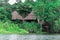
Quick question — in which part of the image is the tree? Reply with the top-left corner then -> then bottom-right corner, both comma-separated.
33,0 -> 60,33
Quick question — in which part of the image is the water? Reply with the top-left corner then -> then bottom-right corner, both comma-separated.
0,34 -> 60,40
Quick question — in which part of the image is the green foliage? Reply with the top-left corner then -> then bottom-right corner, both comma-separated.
0,0 -> 60,34
0,20 -> 29,34
0,4 -> 12,21
53,18 -> 60,33
22,22 -> 41,33
33,0 -> 60,21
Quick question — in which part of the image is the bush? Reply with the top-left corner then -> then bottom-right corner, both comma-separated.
22,21 -> 41,33
0,20 -> 29,34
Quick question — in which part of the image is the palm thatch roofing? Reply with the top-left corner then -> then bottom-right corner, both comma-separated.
12,11 -> 23,20
12,11 -> 36,20
24,12 -> 36,20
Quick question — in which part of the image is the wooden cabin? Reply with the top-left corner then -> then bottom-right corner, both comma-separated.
12,11 -> 50,32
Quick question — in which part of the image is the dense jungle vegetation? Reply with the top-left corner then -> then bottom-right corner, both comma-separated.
0,0 -> 60,34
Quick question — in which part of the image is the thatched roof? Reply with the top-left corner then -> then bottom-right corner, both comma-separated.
24,12 -> 36,20
12,11 -> 36,20
12,11 -> 23,20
